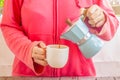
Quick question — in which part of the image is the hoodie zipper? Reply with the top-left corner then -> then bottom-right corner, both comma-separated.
53,0 -> 57,77
53,0 -> 58,44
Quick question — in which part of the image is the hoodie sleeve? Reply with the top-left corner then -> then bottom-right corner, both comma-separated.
0,0 -> 44,75
87,0 -> 119,41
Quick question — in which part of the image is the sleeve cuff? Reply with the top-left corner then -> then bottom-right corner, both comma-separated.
28,41 -> 45,76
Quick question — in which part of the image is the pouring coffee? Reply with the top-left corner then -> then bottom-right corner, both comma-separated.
60,18 -> 104,58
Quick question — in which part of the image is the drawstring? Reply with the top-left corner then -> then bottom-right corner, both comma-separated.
75,0 -> 81,8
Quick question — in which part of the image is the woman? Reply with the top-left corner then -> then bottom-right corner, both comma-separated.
0,0 -> 119,76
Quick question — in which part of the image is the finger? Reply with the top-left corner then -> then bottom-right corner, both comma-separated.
96,19 -> 105,27
87,5 -> 98,17
33,46 -> 45,55
34,59 -> 48,66
32,53 -> 46,60
88,13 -> 103,26
91,24 -> 96,27
38,41 -> 46,49
88,9 -> 101,20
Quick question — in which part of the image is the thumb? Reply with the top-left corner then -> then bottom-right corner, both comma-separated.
38,41 -> 46,49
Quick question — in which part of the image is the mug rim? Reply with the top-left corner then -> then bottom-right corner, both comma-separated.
47,44 -> 69,50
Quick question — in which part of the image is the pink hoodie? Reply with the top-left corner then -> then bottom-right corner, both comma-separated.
0,0 -> 119,76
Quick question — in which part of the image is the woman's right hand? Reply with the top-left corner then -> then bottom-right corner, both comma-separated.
80,5 -> 106,27
32,41 -> 48,66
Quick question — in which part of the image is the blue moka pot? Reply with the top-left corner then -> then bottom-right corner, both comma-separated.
61,18 -> 104,58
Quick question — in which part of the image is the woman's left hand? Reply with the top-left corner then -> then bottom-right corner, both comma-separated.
81,5 -> 106,27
